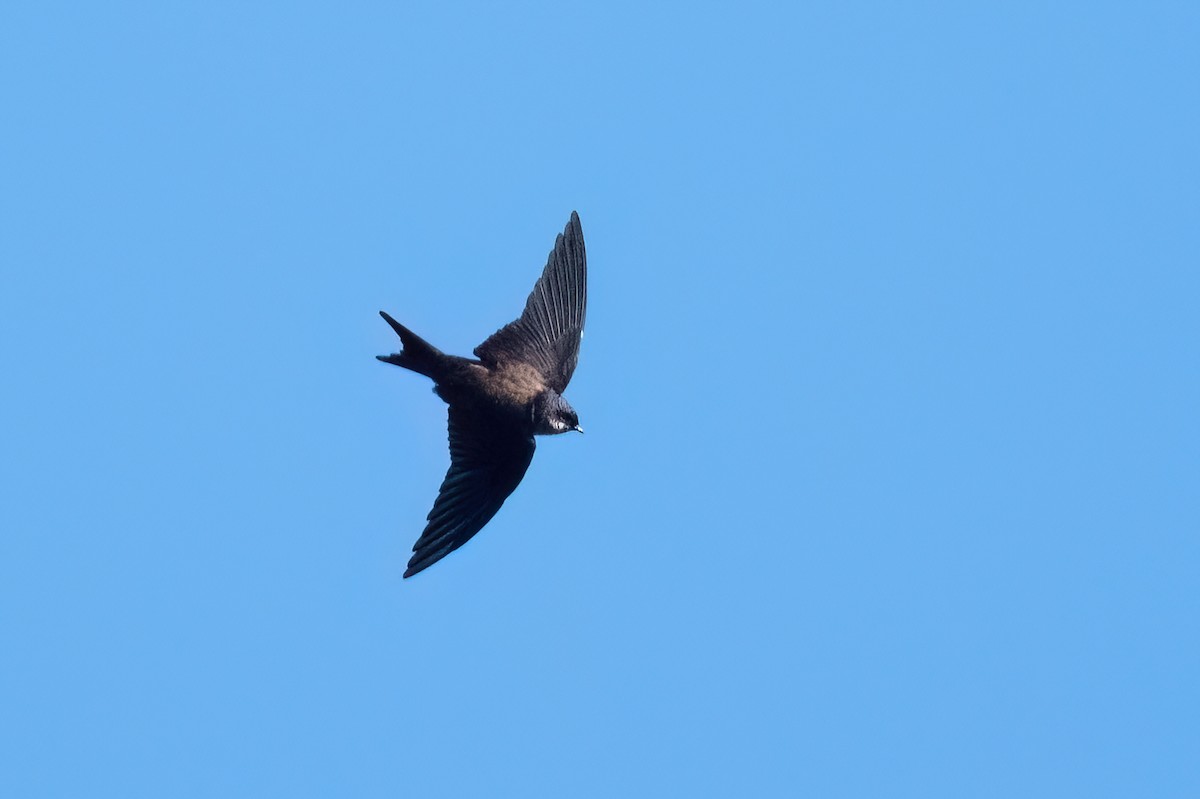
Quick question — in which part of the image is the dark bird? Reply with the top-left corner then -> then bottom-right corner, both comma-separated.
377,212 -> 587,578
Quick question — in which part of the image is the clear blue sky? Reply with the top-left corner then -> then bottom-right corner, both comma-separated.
2,2 -> 1197,797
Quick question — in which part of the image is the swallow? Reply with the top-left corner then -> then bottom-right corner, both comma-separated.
377,212 -> 587,578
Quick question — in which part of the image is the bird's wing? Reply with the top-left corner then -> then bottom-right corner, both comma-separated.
404,405 -> 536,578
475,211 -> 587,394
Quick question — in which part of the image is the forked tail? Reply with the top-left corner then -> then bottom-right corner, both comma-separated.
376,311 -> 444,378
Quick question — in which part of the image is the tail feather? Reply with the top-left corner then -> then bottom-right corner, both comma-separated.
377,311 -> 443,378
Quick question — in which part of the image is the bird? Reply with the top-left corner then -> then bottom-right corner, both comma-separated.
377,212 -> 587,578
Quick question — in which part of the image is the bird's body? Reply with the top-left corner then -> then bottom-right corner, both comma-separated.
444,359 -> 548,414
377,212 -> 587,578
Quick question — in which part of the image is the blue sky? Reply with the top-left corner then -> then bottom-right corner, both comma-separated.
2,2 -> 1197,796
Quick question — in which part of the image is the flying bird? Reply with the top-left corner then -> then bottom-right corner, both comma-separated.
377,212 -> 587,578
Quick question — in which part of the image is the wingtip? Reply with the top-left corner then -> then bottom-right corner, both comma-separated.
403,558 -> 430,579
559,211 -> 583,250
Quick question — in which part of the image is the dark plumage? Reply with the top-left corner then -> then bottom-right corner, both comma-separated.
377,212 -> 587,578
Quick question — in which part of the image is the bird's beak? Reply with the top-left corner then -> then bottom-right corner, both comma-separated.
572,425 -> 584,434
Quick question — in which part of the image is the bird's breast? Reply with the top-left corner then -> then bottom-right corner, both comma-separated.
476,361 -> 545,406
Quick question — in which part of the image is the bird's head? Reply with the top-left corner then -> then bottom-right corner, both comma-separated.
533,391 -> 583,435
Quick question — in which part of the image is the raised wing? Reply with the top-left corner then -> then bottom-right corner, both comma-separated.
475,211 -> 587,393
404,406 -> 536,578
